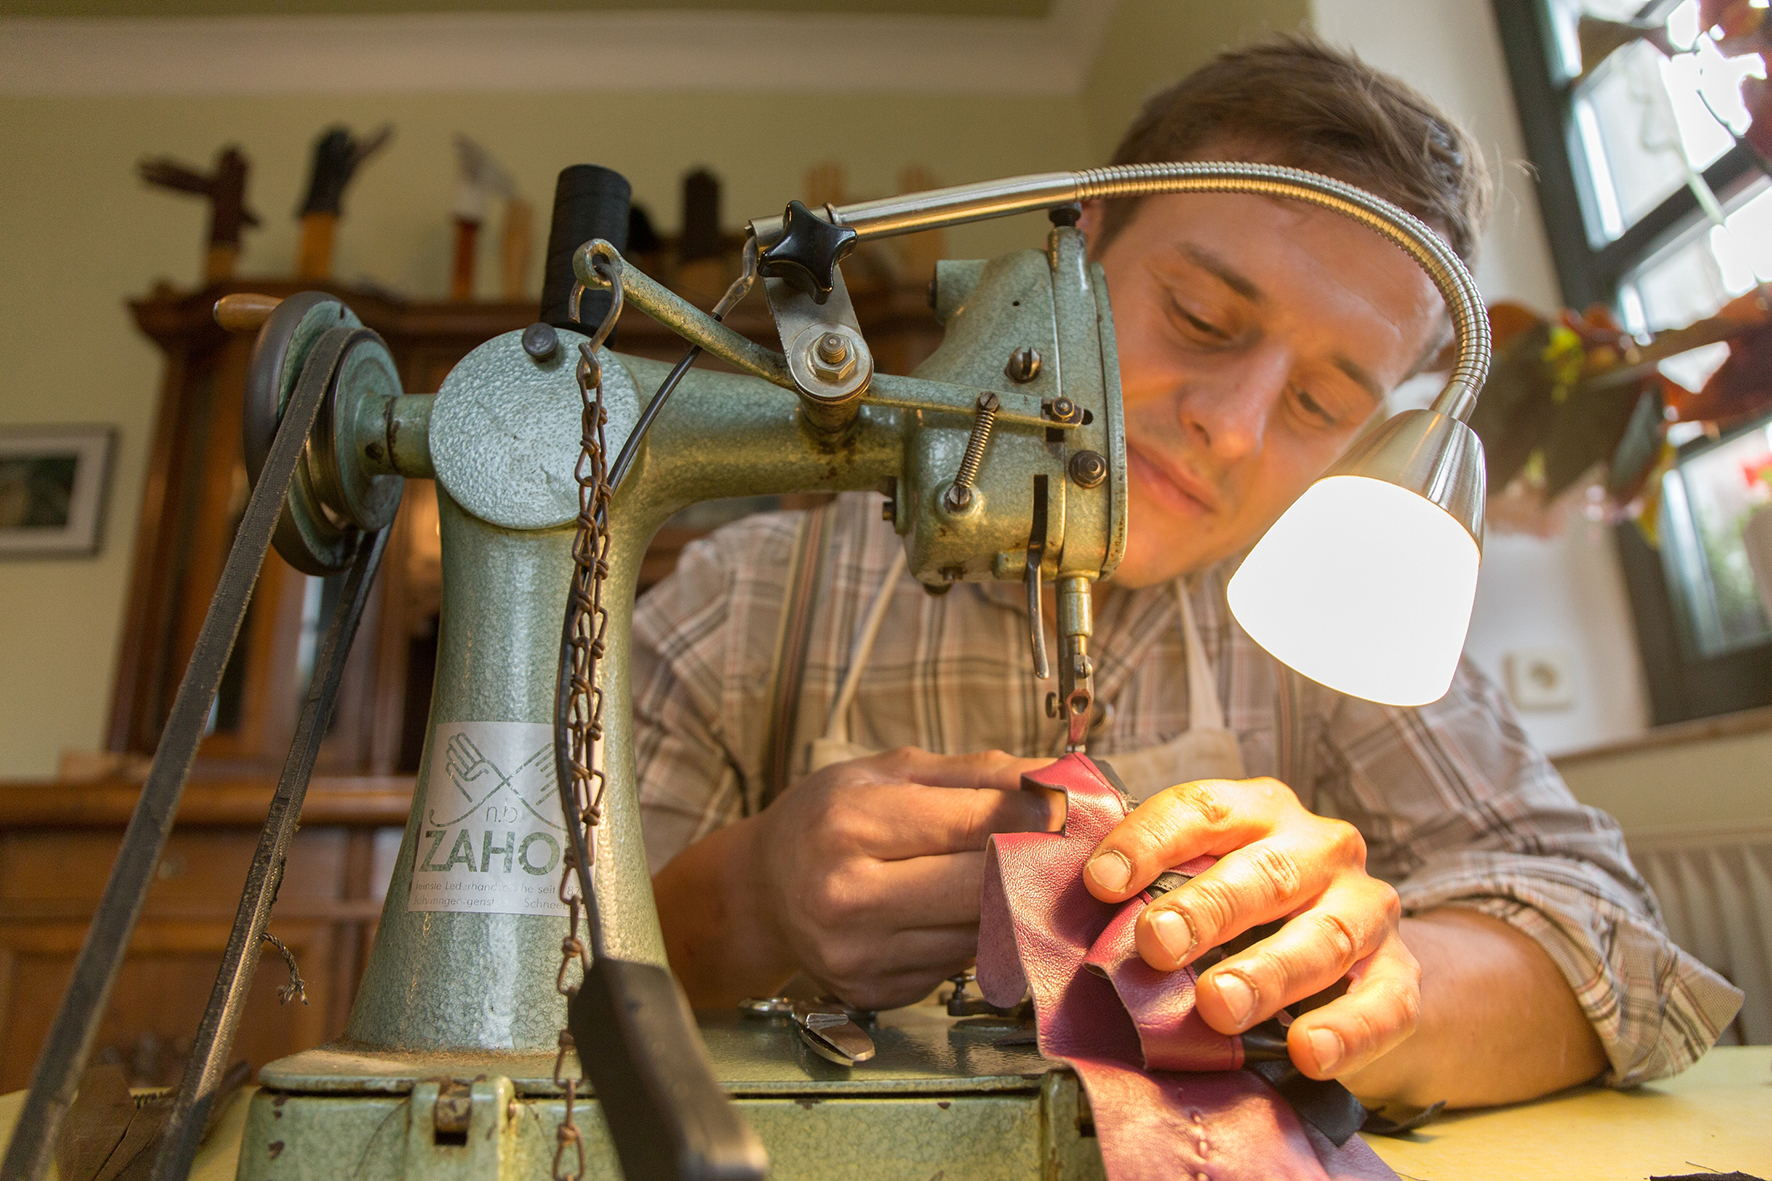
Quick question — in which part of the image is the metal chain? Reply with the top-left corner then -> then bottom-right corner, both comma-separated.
552,250 -> 624,1181
553,867 -> 592,1181
545,242 -> 752,1181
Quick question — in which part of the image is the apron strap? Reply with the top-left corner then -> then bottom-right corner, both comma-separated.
762,503 -> 833,809
823,547 -> 907,746
1174,579 -> 1226,733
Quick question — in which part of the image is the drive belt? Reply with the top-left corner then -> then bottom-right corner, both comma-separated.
148,523 -> 388,1181
0,325 -> 366,1181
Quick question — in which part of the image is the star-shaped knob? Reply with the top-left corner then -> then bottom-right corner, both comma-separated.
759,200 -> 858,304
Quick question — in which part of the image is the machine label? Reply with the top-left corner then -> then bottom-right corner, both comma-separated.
406,721 -> 572,917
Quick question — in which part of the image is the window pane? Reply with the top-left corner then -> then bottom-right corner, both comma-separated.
1621,177 -> 1771,337
1660,417 -> 1772,655
1576,41 -> 1696,234
1556,0 -> 1767,242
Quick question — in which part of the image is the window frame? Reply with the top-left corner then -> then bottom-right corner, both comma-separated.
1492,0 -> 1772,724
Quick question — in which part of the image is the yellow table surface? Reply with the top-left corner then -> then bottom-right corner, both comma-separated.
1365,1046 -> 1771,1180
2,1046 -> 1766,1179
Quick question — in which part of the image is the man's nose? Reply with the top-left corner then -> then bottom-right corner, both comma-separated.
1176,342 -> 1291,461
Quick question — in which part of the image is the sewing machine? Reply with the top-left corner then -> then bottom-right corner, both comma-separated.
1,162 -> 1488,1181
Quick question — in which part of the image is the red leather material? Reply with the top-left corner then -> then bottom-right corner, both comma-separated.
1083,902 -> 1244,1072
977,752 -> 1396,1181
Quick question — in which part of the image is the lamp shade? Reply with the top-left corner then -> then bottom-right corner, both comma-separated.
1227,410 -> 1486,707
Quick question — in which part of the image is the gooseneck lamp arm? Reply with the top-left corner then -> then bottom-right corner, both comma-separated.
750,161 -> 1491,424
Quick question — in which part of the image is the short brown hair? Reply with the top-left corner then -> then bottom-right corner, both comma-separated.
1097,34 -> 1493,264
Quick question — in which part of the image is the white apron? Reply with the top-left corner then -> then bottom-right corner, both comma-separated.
804,566 -> 1246,795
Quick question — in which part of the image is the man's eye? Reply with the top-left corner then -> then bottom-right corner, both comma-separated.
1170,300 -> 1229,342
1293,387 -> 1338,426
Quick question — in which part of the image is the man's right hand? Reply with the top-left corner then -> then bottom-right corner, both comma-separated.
654,747 -> 1058,1011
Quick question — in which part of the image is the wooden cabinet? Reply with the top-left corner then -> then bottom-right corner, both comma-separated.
0,780 -> 408,1090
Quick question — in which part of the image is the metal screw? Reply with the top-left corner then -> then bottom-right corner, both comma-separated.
521,322 -> 559,361
944,390 -> 1001,512
1005,347 -> 1042,384
1069,449 -> 1108,489
1050,396 -> 1077,422
808,330 -> 856,382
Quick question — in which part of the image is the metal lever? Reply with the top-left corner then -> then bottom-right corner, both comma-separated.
1025,476 -> 1050,681
575,964 -> 769,1180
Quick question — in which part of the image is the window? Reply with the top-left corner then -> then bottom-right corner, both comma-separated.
1495,0 -> 1772,723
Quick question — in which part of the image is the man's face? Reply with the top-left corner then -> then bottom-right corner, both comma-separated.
1084,187 -> 1444,588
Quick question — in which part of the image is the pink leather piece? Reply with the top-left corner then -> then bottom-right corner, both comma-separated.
978,753 -> 1397,1181
1083,902 -> 1244,1072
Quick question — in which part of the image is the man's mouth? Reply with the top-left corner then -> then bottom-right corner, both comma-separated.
1126,443 -> 1221,518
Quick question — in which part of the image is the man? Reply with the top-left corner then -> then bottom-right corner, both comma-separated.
633,36 -> 1742,1112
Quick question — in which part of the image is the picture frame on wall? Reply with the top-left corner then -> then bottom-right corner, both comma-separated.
0,425 -> 117,558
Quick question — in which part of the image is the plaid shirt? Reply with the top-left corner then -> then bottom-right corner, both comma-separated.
634,492 -> 1743,1086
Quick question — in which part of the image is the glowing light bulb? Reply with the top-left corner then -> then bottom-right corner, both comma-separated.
1227,410 -> 1487,707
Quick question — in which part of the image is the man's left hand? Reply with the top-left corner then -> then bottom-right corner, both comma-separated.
1082,776 -> 1420,1081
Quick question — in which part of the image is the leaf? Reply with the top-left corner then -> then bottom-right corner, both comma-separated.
1470,320 -> 1560,490
1540,380 -> 1648,498
1686,318 -> 1772,425
1605,383 -> 1668,501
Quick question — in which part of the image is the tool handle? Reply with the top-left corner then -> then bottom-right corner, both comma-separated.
569,959 -> 769,1181
541,164 -> 631,332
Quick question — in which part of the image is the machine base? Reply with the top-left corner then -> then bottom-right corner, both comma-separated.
238,1008 -> 1108,1180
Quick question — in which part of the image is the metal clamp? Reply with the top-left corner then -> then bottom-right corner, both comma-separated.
740,996 -> 877,1066
765,267 -> 874,429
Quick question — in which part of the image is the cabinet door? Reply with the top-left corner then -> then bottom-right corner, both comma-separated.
0,826 -> 367,1090
0,919 -> 336,1092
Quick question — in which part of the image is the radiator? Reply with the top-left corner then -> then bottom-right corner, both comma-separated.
1626,821 -> 1772,1045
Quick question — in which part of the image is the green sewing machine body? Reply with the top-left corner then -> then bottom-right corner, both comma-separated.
235,225 -> 1127,1179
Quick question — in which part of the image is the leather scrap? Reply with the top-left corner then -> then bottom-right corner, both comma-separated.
978,752 -> 1397,1181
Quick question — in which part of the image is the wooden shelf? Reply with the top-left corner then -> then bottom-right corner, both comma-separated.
0,775 -> 412,828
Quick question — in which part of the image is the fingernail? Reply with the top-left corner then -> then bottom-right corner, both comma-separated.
1149,908 -> 1195,962
1086,851 -> 1131,893
1308,1027 -> 1344,1074
1213,972 -> 1257,1026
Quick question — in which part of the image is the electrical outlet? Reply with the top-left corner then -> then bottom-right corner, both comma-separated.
1504,648 -> 1575,711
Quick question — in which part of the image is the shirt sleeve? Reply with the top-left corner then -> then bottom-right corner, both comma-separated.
631,511 -> 801,874
1309,657 -> 1744,1086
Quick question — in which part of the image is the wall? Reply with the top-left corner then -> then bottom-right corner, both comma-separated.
1312,0 -> 1653,757
0,85 -> 1089,778
1555,723 -> 1772,831
1079,0 -> 1312,159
